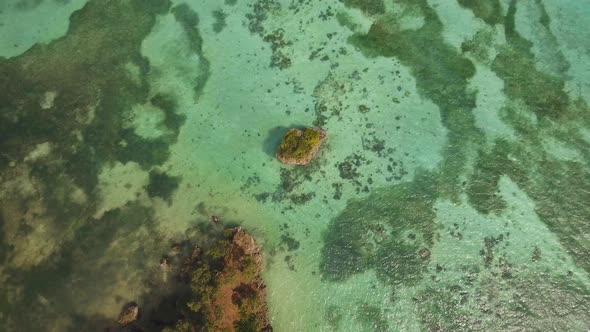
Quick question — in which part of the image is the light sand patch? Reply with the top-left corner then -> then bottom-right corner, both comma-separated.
40,91 -> 57,110
24,141 -> 52,162
470,64 -> 514,142
124,61 -> 142,86
123,103 -> 168,140
93,162 -> 149,219
514,1 -> 568,78
543,0 -> 590,103
579,127 -> 590,144
428,0 -> 486,51
391,3 -> 425,31
69,184 -> 88,205
337,5 -> 376,33
140,12 -> 204,99
0,0 -> 89,58
541,136 -> 584,162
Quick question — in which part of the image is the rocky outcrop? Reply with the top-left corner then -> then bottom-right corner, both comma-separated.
232,227 -> 263,265
117,302 -> 139,325
276,127 -> 326,165
211,227 -> 270,332
159,227 -> 271,332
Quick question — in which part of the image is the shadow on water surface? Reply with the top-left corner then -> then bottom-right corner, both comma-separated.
262,124 -> 309,157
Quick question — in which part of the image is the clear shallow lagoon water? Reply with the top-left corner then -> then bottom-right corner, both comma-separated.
1,0 -> 590,331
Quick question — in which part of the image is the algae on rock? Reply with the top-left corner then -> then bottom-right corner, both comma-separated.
276,127 -> 326,165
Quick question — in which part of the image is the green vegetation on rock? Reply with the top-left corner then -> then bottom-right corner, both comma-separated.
163,228 -> 271,332
276,128 -> 326,165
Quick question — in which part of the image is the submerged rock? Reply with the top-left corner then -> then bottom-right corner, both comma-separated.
276,127 -> 326,165
117,302 -> 139,325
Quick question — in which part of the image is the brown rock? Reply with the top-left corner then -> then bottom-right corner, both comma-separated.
276,127 -> 326,165
231,227 -> 263,269
117,302 -> 139,325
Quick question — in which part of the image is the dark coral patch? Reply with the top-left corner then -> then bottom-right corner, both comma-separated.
0,0 -> 174,194
320,172 -> 437,285
147,170 -> 181,203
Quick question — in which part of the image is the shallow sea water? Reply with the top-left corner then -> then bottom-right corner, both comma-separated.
1,0 -> 590,331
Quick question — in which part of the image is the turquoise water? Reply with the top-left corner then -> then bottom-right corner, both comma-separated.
1,0 -> 590,331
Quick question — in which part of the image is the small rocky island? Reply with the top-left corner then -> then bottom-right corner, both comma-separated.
116,227 -> 271,332
165,227 -> 271,332
276,127 -> 327,165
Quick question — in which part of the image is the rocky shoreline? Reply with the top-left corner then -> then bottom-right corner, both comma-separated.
114,227 -> 271,332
